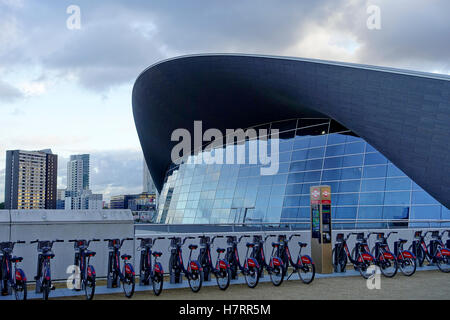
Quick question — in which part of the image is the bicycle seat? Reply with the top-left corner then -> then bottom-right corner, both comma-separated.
11,256 -> 23,263
298,242 -> 307,248
246,242 -> 255,248
43,252 -> 55,259
86,250 -> 96,257
188,244 -> 198,250
216,248 -> 225,253
271,242 -> 280,247
152,251 -> 162,257
121,254 -> 132,260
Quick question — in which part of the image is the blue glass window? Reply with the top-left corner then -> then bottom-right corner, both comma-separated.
359,192 -> 384,205
338,180 -> 361,193
412,191 -> 439,205
327,133 -> 347,145
305,159 -> 323,171
361,178 -> 385,192
384,192 -> 410,205
288,172 -> 304,184
383,206 -> 409,220
336,193 -> 359,206
307,147 -> 325,159
364,153 -> 388,165
342,154 -> 363,167
344,142 -> 365,154
411,206 -> 441,220
291,149 -> 308,161
335,207 -> 357,219
340,167 -> 362,180
363,165 -> 387,178
385,177 -> 411,191
293,137 -> 310,150
322,169 -> 341,181
285,184 -> 302,195
325,144 -> 345,157
358,206 -> 383,219
324,157 -> 343,169
290,160 -> 306,172
303,171 -> 321,183
387,164 -> 406,177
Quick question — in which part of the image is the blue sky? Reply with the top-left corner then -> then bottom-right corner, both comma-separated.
1,0 -> 449,202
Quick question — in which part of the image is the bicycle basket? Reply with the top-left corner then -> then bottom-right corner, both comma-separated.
377,233 -> 385,240
170,237 -> 181,247
336,233 -> 344,242
107,239 -> 120,250
74,240 -> 87,250
277,235 -> 286,242
199,236 -> 210,246
431,231 -> 439,238
38,241 -> 52,251
356,233 -> 365,241
253,235 -> 262,243
414,231 -> 422,238
0,242 -> 13,252
139,238 -> 152,248
226,236 -> 237,245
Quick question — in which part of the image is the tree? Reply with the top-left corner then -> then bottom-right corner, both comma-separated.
0,202 -> 4,209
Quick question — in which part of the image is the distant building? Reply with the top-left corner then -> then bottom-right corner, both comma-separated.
110,192 -> 156,210
56,189 -> 66,209
143,159 -> 156,194
4,149 -> 58,210
64,154 -> 102,210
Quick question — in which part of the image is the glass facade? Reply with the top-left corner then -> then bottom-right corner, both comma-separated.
156,118 -> 448,228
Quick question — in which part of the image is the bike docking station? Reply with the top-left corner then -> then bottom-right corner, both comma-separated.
106,240 -> 120,288
310,186 -> 333,274
139,238 -> 153,286
199,236 -> 212,282
170,237 -> 183,284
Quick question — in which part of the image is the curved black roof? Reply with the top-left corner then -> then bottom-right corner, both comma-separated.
132,54 -> 450,209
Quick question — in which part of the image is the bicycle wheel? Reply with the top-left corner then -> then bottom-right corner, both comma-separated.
436,252 -> 450,273
84,277 -> 95,300
188,269 -> 203,293
216,268 -> 231,290
152,272 -> 164,296
244,265 -> 259,288
14,280 -> 27,300
354,252 -> 375,279
378,252 -> 398,278
269,265 -> 284,286
297,256 -> 315,284
122,273 -> 135,298
332,248 -> 347,272
398,252 -> 416,276
41,280 -> 50,300
408,243 -> 425,267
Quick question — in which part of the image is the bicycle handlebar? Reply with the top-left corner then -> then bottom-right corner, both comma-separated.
288,234 -> 301,241
182,236 -> 195,245
238,235 -> 250,243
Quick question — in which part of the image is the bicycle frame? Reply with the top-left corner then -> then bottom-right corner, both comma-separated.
105,238 -> 135,288
138,237 -> 164,285
31,239 -> 63,295
0,241 -> 26,296
70,239 -> 99,290
170,237 -> 202,278
198,235 -> 229,281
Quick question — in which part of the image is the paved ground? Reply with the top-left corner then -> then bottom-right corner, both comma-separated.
57,269 -> 450,300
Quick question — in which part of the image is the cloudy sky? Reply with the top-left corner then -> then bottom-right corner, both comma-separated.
0,0 -> 449,202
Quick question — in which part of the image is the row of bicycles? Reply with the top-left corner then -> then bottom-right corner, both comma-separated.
332,230 -> 450,279
0,238 -> 137,300
168,234 -> 315,293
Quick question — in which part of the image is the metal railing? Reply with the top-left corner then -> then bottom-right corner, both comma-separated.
134,219 -> 450,234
